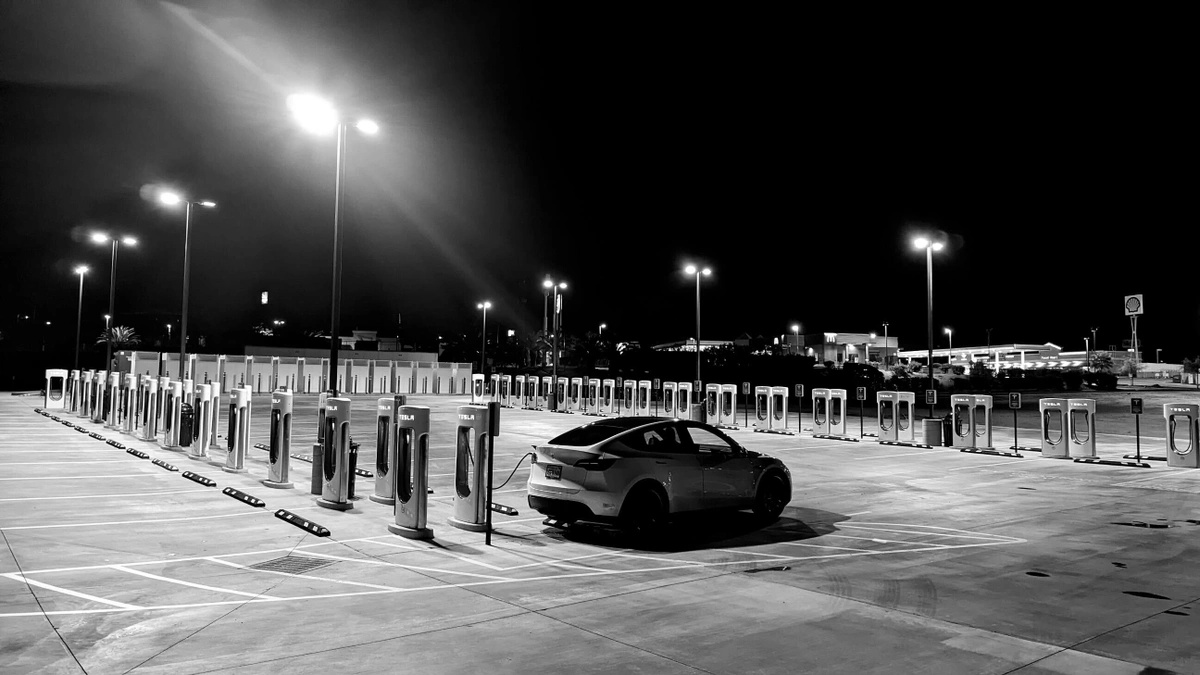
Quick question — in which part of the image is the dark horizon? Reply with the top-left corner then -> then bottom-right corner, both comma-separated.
2,2 -> 1193,364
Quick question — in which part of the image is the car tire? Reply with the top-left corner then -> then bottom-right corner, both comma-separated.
620,484 -> 667,542
752,472 -> 789,521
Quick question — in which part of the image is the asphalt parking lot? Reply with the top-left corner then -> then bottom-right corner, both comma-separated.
3,391 -> 1199,674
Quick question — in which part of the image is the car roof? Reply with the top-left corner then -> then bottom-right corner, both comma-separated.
585,416 -> 679,431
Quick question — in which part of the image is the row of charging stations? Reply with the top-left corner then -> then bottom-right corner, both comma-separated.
812,388 -> 849,436
753,386 -> 793,434
704,384 -> 740,429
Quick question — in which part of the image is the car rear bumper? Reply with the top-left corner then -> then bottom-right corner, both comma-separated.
527,494 -> 620,523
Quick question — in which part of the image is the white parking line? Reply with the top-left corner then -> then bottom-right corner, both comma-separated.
0,474 -> 160,481
780,542 -> 874,552
823,534 -> 942,547
856,449 -> 948,460
0,507 -> 322,532
946,458 -> 1029,471
0,489 -> 211,502
207,558 -> 401,590
113,565 -> 281,599
0,460 -> 143,466
296,550 -> 510,581
1113,467 -> 1200,486
2,572 -> 141,609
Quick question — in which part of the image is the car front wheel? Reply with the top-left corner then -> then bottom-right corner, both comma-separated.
752,473 -> 789,521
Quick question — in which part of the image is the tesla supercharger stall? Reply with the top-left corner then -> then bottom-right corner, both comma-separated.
449,404 -> 495,532
1039,397 -> 1069,458
44,369 -> 67,411
896,391 -> 916,442
705,383 -> 720,423
600,379 -> 616,416
188,384 -> 212,461
678,381 -> 695,420
540,372 -> 552,410
489,374 -> 501,403
555,377 -> 568,413
619,380 -> 635,416
877,391 -> 901,442
371,396 -> 402,505
525,375 -> 538,409
718,384 -> 739,429
513,375 -> 525,408
317,397 -> 353,511
132,375 -> 147,435
389,405 -> 433,540
208,381 -> 222,450
570,377 -> 584,412
67,369 -> 81,413
973,395 -> 994,449
90,370 -> 106,422
311,392 -> 330,494
223,387 -> 251,473
1067,398 -> 1097,458
162,381 -> 184,449
77,370 -> 94,418
263,391 -> 294,489
156,376 -> 169,434
951,394 -> 975,448
753,386 -> 771,431
770,386 -> 790,432
140,377 -> 159,441
828,389 -> 848,436
811,388 -> 831,435
471,373 -> 485,404
500,375 -> 513,408
662,381 -> 678,418
1164,403 -> 1199,468
105,371 -> 120,428
636,380 -> 651,416
121,373 -> 137,433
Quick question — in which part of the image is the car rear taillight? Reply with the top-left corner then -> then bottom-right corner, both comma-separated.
573,457 -> 616,471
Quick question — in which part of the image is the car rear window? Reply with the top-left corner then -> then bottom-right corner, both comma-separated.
547,423 -> 629,446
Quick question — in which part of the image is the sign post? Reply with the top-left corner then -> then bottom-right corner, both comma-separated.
1125,294 -> 1143,385
1131,397 -> 1143,463
1009,392 -> 1021,448
742,381 -> 750,427
856,386 -> 866,438
795,384 -> 805,432
653,378 -> 661,416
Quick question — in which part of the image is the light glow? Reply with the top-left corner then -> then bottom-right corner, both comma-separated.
74,265 -> 89,275
355,119 -> 379,135
91,232 -> 109,243
158,191 -> 182,206
287,93 -> 338,134
199,200 -> 216,208
477,301 -> 492,310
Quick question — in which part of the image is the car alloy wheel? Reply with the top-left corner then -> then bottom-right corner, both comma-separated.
621,486 -> 666,540
753,473 -> 789,521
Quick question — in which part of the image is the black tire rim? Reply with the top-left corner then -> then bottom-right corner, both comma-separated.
629,491 -> 664,534
760,476 -> 787,516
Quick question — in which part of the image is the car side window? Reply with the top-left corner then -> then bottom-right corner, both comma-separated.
638,424 -> 689,454
681,426 -> 735,453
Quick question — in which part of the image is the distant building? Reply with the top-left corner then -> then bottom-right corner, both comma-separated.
791,331 -> 899,366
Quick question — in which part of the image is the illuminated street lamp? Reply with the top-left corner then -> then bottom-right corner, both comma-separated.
913,236 -> 944,418
72,265 -> 88,370
159,190 -> 216,380
91,232 -> 137,371
288,93 -> 378,396
944,327 -> 953,365
867,332 -> 876,362
684,264 -> 712,385
599,323 -> 606,336
477,301 -> 491,374
882,321 -> 890,367
1157,348 -> 1162,363
791,324 -> 800,355
543,279 -> 567,410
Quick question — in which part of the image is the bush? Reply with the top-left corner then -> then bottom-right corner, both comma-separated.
1091,371 -> 1119,391
1062,368 -> 1084,391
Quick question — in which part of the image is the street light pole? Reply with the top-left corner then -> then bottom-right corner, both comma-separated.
1084,337 -> 1090,370
158,191 -> 216,381
92,233 -> 135,371
684,264 -> 711,385
73,266 -> 88,370
914,237 -> 943,419
791,324 -> 800,355
944,327 -> 953,366
477,302 -> 491,375
287,93 -> 378,396
882,321 -> 889,368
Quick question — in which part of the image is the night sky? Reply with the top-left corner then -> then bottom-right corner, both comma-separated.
1,2 -> 1193,360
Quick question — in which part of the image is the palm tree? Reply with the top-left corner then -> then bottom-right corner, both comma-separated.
96,326 -> 141,351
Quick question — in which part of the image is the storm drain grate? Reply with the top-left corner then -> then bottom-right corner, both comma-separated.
249,555 -> 336,575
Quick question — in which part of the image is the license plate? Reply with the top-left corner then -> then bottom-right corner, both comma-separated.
544,464 -> 561,480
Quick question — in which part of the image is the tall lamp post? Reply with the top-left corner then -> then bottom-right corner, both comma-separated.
914,237 -> 943,418
72,266 -> 88,370
791,324 -> 800,355
288,93 -> 379,396
684,264 -> 711,385
882,321 -> 890,368
1084,337 -> 1090,370
158,191 -> 216,381
477,301 -> 491,375
599,323 -> 606,336
91,232 -> 137,371
867,332 -> 876,362
1157,348 -> 1162,363
543,279 -> 566,410
944,327 -> 953,366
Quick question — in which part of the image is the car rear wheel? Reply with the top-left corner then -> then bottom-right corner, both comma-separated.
752,473 -> 789,521
620,485 -> 667,541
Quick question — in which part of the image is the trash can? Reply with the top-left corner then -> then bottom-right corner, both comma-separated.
941,414 -> 953,447
922,418 -> 941,447
347,437 -> 360,499
689,402 -> 706,423
179,403 -> 194,448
